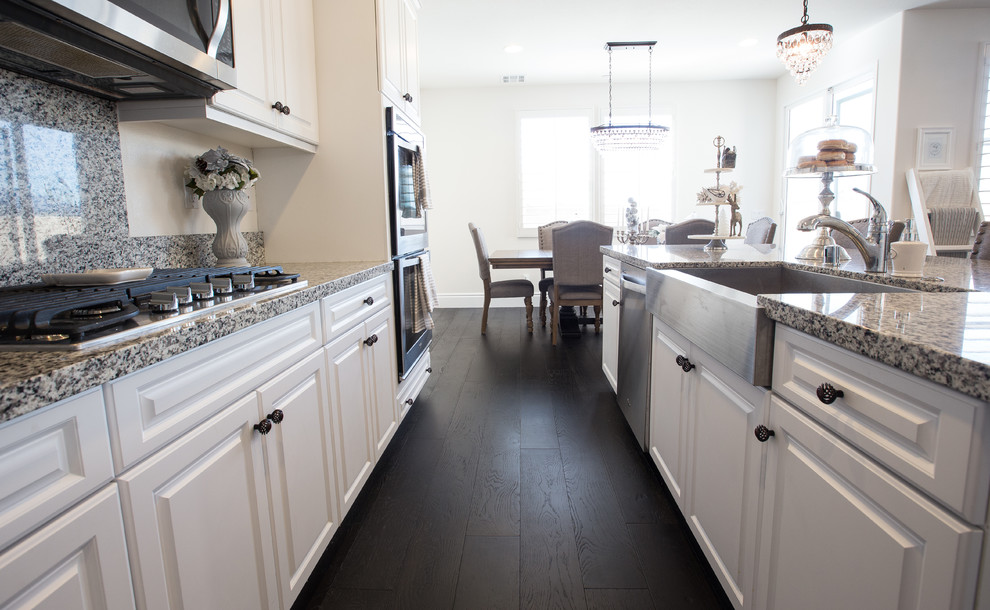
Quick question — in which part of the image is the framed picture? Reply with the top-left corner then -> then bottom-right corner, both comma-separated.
916,127 -> 954,170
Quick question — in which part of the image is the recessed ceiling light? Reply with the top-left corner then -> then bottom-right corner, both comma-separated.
504,44 -> 524,54
739,38 -> 759,47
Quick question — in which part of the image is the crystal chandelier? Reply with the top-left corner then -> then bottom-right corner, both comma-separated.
776,0 -> 833,86
590,41 -> 669,153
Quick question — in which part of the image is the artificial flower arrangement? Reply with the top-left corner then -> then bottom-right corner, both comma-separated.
184,146 -> 260,197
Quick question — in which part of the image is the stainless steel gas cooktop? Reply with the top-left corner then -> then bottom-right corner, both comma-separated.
0,266 -> 308,351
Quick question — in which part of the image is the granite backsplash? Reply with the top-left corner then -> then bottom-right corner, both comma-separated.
0,68 -> 264,287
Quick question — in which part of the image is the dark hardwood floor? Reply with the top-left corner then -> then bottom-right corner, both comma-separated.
294,308 -> 733,610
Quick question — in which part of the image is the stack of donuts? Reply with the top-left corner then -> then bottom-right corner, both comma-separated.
796,139 -> 857,171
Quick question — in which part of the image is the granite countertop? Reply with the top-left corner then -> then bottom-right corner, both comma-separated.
604,243 -> 990,402
0,261 -> 392,423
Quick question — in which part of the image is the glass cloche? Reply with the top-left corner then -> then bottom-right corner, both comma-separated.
785,117 -> 875,177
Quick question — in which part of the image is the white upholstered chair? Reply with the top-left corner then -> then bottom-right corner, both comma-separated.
549,221 -> 613,346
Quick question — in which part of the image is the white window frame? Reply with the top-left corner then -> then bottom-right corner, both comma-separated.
515,108 -> 595,237
975,42 -> 990,215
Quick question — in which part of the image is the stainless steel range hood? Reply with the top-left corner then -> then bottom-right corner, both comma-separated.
0,0 -> 236,100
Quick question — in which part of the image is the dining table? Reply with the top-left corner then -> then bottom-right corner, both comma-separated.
487,249 -> 553,271
488,248 -> 593,337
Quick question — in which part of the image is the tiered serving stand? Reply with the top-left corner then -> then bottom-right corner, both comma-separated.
691,136 -> 744,251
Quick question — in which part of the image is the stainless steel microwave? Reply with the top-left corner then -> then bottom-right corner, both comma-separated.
0,0 -> 236,99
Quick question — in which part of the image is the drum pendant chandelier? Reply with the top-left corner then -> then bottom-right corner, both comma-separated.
590,41 -> 669,153
776,0 -> 833,85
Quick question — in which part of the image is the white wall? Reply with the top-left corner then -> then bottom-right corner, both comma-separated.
421,79 -> 776,306
118,122 -> 258,237
892,8 -> 990,217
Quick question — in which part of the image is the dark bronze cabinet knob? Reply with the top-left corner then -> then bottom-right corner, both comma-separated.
281,104 -> 290,115
754,425 -> 775,442
426,367 -> 432,373
604,267 -> 612,274
405,398 -> 414,405
268,409 -> 284,424
403,93 -> 413,103
816,383 -> 844,405
612,299 -> 620,306
364,334 -> 379,346
254,419 -> 272,435
364,296 -> 375,306
675,355 -> 695,372
271,101 -> 290,115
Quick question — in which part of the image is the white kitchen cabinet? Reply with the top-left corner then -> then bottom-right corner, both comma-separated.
396,350 -> 431,422
601,256 -> 620,393
118,393 -> 280,610
325,323 -> 377,521
117,0 -> 319,150
366,307 -> 399,458
756,396 -> 982,610
0,484 -> 133,609
377,0 -> 422,125
258,349 -> 338,607
649,318 -> 765,610
0,388 -> 113,552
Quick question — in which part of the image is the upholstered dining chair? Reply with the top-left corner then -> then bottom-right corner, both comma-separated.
549,220 -> 614,346
469,223 -> 534,335
663,219 -> 715,245
971,221 -> 990,260
744,217 -> 777,245
830,219 -> 905,263
536,220 -> 568,326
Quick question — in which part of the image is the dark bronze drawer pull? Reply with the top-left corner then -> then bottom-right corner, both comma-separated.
816,383 -> 844,405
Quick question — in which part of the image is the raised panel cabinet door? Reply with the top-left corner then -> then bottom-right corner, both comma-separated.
0,485 -> 133,609
325,324 -> 376,521
211,0 -> 278,124
117,394 -> 279,610
648,320 -> 690,508
274,0 -> 319,143
601,278 -> 620,393
756,396 -> 983,610
684,351 -> 766,610
376,0 -> 405,108
365,308 -> 399,458
258,349 -> 338,608
399,0 -> 421,123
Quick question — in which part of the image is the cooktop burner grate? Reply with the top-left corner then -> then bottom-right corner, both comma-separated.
0,266 -> 307,350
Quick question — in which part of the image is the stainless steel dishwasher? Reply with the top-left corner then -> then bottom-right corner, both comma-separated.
616,262 -> 651,451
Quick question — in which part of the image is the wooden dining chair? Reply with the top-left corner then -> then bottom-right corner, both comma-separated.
468,222 -> 534,334
549,220 -> 613,346
536,220 -> 568,326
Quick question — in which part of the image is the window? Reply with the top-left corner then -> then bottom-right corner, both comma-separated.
519,112 -> 592,229
781,74 -> 876,259
978,43 -> 990,215
518,110 -> 673,231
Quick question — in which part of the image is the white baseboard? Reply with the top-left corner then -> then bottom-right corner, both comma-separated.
438,293 -> 540,308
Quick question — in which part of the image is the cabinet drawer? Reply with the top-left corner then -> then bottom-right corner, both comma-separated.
106,303 -> 322,473
321,275 -> 391,344
603,256 -> 620,288
396,351 -> 430,422
773,326 -> 990,523
0,389 -> 113,552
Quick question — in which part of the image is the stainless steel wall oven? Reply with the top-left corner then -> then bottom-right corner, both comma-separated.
387,106 -> 431,379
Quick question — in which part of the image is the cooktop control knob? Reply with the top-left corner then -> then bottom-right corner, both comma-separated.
210,277 -> 234,295
164,286 -> 193,305
232,274 -> 255,291
148,291 -> 179,313
189,282 -> 214,300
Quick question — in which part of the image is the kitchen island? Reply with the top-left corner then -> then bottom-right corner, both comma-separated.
606,241 -> 990,610
604,243 -> 990,401
0,261 -> 393,422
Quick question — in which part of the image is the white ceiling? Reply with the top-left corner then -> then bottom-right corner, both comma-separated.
418,0 -> 990,89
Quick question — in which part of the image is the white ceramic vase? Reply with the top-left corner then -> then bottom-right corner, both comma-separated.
202,189 -> 250,267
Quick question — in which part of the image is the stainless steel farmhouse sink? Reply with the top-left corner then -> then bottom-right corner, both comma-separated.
645,266 -> 917,387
